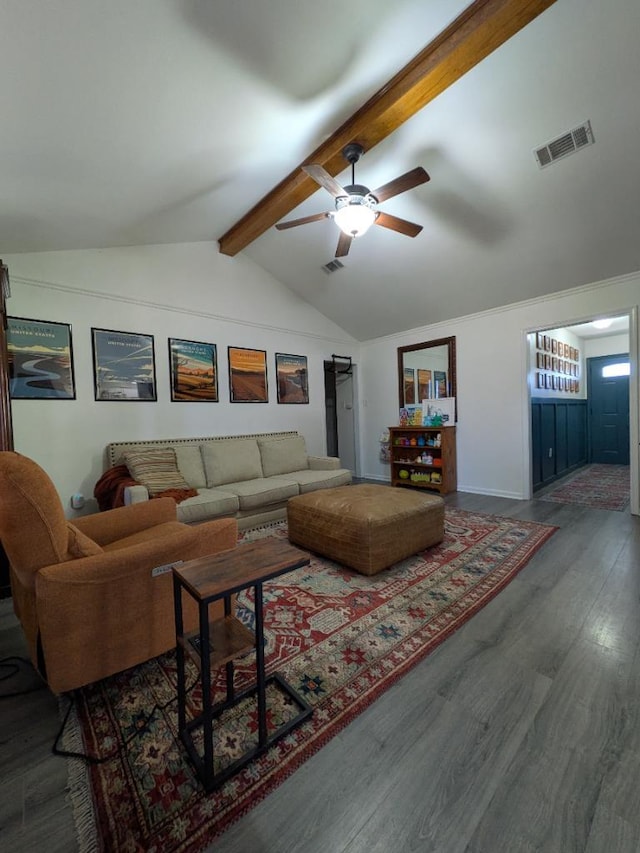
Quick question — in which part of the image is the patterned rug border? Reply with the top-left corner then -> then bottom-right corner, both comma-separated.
65,509 -> 557,853
537,463 -> 630,512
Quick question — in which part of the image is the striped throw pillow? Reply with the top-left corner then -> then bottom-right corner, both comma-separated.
123,448 -> 191,497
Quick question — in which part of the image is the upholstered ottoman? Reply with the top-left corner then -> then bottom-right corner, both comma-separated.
287,483 -> 445,575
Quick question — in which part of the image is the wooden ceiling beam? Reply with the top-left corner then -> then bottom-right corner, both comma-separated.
218,0 -> 557,256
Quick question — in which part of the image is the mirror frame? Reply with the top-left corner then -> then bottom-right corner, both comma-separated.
397,336 -> 457,416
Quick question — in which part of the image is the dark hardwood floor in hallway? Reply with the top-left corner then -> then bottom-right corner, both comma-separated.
1,492 -> 640,852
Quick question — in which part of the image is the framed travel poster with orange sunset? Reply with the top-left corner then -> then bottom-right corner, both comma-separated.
168,338 -> 218,402
228,346 -> 268,402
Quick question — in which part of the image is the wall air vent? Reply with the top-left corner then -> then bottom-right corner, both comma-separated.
322,259 -> 344,274
534,120 -> 594,169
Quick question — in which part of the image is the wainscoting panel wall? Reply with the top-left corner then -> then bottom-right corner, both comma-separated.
531,397 -> 587,490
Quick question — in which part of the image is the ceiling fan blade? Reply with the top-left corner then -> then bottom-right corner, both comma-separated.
303,165 -> 347,199
275,212 -> 330,230
375,211 -> 423,238
335,232 -> 353,257
371,167 -> 430,203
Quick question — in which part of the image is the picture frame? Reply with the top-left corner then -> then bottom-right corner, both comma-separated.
168,338 -> 218,402
228,346 -> 268,403
544,335 -> 550,351
417,368 -> 432,401
536,332 -> 544,350
551,339 -> 557,354
275,353 -> 309,404
536,372 -> 544,389
7,316 -> 76,399
433,369 -> 448,398
536,353 -> 544,369
92,328 -> 157,401
564,343 -> 570,358
403,367 -> 415,405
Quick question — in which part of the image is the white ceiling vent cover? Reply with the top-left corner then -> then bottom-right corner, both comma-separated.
534,120 -> 594,169
322,259 -> 345,274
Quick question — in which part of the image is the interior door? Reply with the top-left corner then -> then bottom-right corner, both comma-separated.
588,354 -> 630,464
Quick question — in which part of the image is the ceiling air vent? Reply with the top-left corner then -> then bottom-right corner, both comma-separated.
322,259 -> 344,274
534,120 -> 594,169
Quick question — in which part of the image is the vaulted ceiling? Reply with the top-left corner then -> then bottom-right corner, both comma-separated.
1,0 -> 639,340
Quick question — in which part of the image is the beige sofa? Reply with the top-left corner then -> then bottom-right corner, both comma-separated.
106,431 -> 352,530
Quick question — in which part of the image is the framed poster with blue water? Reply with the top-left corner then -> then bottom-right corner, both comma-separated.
7,316 -> 76,399
275,353 -> 309,404
92,327 -> 157,401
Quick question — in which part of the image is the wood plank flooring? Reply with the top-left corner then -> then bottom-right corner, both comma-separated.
1,492 -> 640,852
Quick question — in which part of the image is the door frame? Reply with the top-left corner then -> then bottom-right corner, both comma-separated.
522,306 -> 638,515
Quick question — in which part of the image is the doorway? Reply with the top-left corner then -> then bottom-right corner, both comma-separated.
587,354 -> 630,464
324,357 -> 357,474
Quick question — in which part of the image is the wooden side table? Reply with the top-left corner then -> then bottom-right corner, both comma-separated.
172,537 -> 313,791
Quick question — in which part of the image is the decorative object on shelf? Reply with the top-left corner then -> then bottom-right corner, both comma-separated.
168,338 -> 218,402
228,346 -> 268,403
379,428 -> 390,463
422,397 -> 456,426
7,316 -> 76,400
92,327 -> 157,401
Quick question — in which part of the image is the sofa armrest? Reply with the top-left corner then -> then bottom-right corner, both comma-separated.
308,455 -> 341,471
124,484 -> 150,505
73,497 -> 177,545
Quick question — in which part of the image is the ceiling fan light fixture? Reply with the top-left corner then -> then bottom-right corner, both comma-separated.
333,195 -> 377,237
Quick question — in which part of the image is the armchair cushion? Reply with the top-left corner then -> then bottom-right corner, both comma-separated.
123,448 -> 191,496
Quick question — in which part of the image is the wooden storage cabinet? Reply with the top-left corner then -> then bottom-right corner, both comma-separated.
389,425 -> 457,494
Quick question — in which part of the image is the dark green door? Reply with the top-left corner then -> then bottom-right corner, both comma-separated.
588,354 -> 630,464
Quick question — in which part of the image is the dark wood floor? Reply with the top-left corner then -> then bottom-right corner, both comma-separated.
2,491 -> 640,852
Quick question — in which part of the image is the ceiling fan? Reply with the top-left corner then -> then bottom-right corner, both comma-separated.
275,143 -> 430,258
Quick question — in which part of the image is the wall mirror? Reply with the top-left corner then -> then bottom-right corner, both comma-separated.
397,336 -> 457,416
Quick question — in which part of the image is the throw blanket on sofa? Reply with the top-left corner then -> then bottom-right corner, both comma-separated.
94,465 -> 197,510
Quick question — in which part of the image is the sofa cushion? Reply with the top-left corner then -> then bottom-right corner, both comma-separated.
175,489 -> 239,524
281,468 -> 352,494
201,439 -> 263,487
66,522 -> 103,558
174,445 -> 207,489
258,435 -> 308,478
123,448 -> 191,497
220,477 -> 299,511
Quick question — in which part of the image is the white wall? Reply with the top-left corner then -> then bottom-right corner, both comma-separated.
584,333 -> 629,359
3,242 -> 359,515
359,272 -> 640,506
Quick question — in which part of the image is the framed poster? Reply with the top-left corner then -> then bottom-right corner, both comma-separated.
433,370 -> 448,398
92,328 -> 157,401
7,316 -> 76,399
275,353 -> 308,404
168,338 -> 218,402
403,367 -> 415,405
417,368 -> 432,401
228,346 -> 268,402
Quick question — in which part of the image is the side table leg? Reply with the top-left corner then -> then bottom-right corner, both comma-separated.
200,600 -> 214,788
173,576 -> 186,733
254,582 -> 267,747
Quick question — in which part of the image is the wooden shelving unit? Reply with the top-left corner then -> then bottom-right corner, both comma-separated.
389,425 -> 457,495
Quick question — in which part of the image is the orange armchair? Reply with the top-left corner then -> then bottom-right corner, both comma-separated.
0,451 -> 238,694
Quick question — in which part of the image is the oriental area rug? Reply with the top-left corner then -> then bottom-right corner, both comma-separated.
64,509 -> 556,853
537,463 -> 630,511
